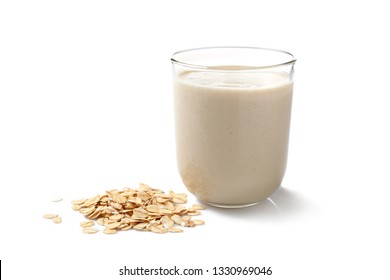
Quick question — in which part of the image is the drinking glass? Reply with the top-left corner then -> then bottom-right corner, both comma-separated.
172,47 -> 296,208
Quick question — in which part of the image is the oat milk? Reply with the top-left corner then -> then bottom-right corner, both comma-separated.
174,68 -> 293,207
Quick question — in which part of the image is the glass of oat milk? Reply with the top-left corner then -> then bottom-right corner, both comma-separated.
171,47 -> 296,208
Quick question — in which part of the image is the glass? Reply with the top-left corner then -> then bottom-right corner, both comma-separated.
171,47 -> 296,208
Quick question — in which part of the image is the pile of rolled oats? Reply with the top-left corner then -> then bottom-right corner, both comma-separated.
71,183 -> 205,234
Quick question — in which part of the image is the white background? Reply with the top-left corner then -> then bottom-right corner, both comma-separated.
1,0 -> 389,279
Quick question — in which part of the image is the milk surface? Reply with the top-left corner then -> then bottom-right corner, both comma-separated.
174,69 -> 293,206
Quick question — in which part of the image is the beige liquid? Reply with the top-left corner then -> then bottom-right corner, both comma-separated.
174,68 -> 293,207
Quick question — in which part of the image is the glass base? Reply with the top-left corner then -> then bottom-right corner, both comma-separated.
202,201 -> 262,209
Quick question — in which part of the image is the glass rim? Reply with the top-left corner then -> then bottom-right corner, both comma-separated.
171,46 -> 296,71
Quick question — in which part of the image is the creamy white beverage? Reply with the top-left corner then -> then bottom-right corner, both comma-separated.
174,68 -> 293,207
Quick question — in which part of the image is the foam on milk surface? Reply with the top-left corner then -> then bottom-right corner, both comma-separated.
183,70 -> 290,89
